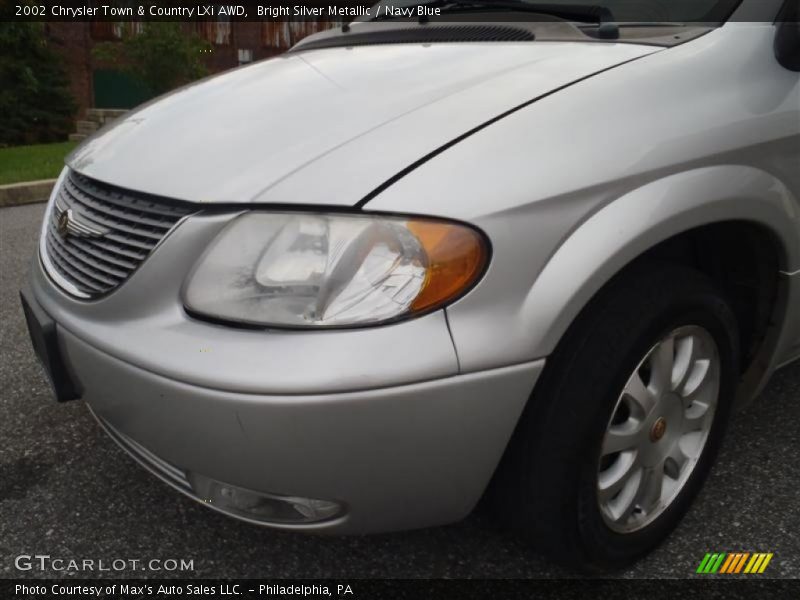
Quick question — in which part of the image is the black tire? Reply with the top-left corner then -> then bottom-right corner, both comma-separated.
486,261 -> 740,572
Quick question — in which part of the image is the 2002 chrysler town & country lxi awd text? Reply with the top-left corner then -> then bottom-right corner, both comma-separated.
20,0 -> 800,571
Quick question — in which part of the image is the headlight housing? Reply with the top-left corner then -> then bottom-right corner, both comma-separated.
183,212 -> 488,328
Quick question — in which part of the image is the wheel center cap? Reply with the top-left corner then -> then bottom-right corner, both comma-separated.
650,417 -> 667,442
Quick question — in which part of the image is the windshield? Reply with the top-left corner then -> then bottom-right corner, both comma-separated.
372,0 -> 744,22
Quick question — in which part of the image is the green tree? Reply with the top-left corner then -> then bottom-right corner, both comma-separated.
94,23 -> 211,97
0,22 -> 76,146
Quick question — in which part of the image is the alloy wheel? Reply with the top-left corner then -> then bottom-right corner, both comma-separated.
597,325 -> 720,533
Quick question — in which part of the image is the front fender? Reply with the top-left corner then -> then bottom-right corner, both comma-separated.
522,165 -> 800,360
418,165 -> 799,382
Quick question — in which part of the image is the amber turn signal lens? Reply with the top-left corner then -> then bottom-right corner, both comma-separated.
407,220 -> 488,312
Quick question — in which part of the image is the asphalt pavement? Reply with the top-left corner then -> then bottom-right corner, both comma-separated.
1,202 -> 798,580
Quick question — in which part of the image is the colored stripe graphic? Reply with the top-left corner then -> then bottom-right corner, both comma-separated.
698,553 -> 727,574
699,552 -> 773,574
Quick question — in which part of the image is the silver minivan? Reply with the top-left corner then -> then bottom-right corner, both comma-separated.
22,0 -> 800,571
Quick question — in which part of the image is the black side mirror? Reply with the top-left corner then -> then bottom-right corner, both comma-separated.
775,0 -> 800,71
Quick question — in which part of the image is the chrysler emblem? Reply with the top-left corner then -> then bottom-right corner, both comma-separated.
53,200 -> 109,239
650,417 -> 667,442
56,208 -> 72,237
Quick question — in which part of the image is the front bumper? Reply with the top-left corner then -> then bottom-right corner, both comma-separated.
65,326 -> 541,533
26,212 -> 543,533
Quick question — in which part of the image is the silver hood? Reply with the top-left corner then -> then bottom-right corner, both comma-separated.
68,41 -> 658,206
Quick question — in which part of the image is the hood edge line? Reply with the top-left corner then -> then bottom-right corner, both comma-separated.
355,50 -> 658,209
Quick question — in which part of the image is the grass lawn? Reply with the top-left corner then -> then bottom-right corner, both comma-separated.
0,141 -> 78,186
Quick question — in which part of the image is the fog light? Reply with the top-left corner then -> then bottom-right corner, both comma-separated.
188,473 -> 344,524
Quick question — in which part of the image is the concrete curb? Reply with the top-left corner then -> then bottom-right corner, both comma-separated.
0,179 -> 56,208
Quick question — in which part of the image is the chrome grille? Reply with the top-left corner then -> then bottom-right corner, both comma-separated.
42,170 -> 193,298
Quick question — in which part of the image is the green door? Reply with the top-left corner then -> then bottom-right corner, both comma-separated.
93,69 -> 152,109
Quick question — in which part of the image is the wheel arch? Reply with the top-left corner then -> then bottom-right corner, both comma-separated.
524,165 -> 800,404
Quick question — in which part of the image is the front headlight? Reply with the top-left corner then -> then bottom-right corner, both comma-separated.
183,212 -> 488,328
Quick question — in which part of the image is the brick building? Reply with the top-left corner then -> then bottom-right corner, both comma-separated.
45,20 -> 336,118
